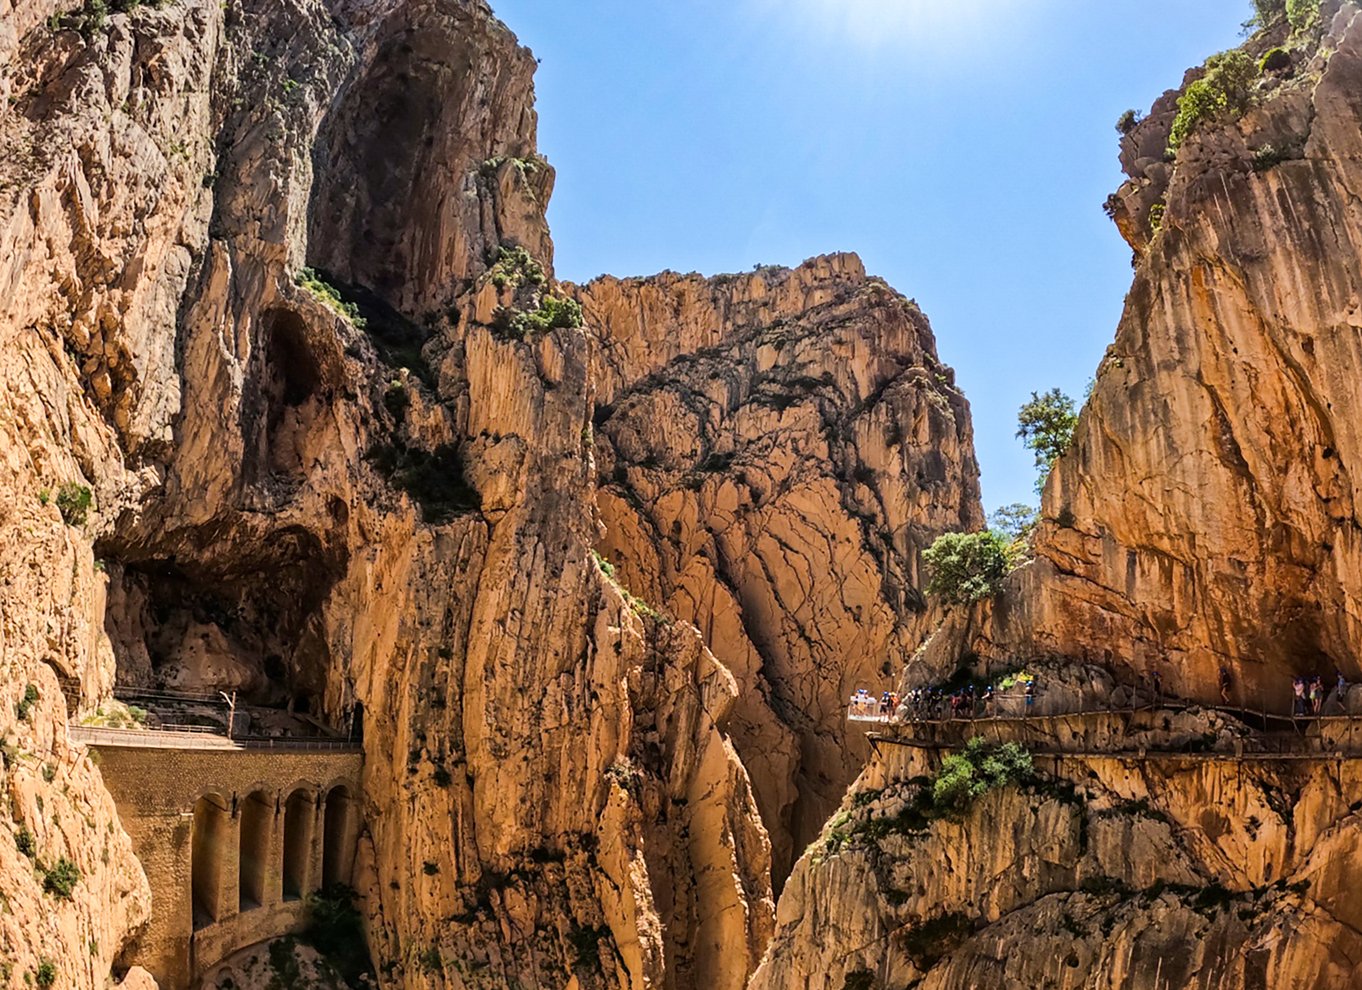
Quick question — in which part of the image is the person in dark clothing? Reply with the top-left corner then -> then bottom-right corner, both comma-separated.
1219,665 -> 1232,705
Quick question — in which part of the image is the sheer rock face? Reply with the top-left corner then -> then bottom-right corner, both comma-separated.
0,1 -> 774,988
577,261 -> 982,886
931,2 -> 1362,709
760,5 -> 1362,988
752,744 -> 1362,990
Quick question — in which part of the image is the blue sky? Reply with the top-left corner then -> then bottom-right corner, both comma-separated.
490,0 -> 1251,513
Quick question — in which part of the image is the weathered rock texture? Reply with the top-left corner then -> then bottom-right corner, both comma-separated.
930,1 -> 1362,711
578,260 -> 981,884
0,0 -> 793,987
761,4 -> 1362,988
753,741 -> 1362,990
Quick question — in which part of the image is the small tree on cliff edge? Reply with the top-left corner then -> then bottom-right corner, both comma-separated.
922,531 -> 1012,606
1017,389 -> 1078,492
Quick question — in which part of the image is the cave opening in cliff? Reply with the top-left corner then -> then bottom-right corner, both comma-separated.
98,528 -> 345,722
246,307 -> 329,485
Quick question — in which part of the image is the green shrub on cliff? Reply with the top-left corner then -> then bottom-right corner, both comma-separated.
491,295 -> 583,340
1287,0 -> 1321,29
922,531 -> 1012,605
40,857 -> 80,899
56,483 -> 93,527
932,738 -> 1034,816
822,739 -> 1036,854
1168,51 -> 1258,153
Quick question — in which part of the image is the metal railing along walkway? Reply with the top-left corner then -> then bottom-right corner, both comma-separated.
69,725 -> 361,753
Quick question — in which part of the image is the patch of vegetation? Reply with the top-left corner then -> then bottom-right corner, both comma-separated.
34,960 -> 57,990
1115,109 -> 1143,134
366,443 -> 480,524
1148,202 -> 1167,233
487,246 -> 547,291
922,531 -> 1013,606
1259,47 -> 1291,73
932,738 -> 1034,816
15,827 -> 35,859
1095,798 -> 1172,825
592,551 -> 616,579
49,0 -> 169,34
56,484 -> 93,527
1167,51 -> 1259,154
302,885 -> 374,990
267,938 -> 302,990
1017,388 -> 1078,490
296,268 -> 367,329
1249,0 -> 1285,27
1286,0 -> 1320,30
40,857 -> 80,899
824,740 -> 1034,853
1252,141 -> 1302,171
990,503 -> 1038,543
80,701 -> 146,729
842,970 -> 877,990
897,913 -> 975,970
491,295 -> 584,341
15,684 -> 39,722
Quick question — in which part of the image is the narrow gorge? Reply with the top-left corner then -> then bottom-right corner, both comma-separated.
1,0 -> 1360,989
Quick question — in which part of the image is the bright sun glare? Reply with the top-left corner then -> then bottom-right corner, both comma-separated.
764,0 -> 1033,51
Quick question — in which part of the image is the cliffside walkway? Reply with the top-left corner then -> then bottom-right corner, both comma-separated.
858,704 -> 1362,762
72,701 -> 364,990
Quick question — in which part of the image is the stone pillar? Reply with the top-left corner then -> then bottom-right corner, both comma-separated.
308,793 -> 325,895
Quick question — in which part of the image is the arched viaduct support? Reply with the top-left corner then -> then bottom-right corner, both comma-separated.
86,739 -> 363,990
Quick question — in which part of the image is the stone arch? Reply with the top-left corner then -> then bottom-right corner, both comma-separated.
238,790 -> 274,911
321,784 -> 355,889
192,793 -> 230,930
282,788 -> 315,901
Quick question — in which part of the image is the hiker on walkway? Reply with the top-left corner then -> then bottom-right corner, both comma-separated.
1310,676 -> 1324,716
1219,665 -> 1232,705
1024,680 -> 1036,713
1293,676 -> 1307,716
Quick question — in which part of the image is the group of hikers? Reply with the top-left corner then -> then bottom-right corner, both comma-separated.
848,676 -> 1039,722
847,666 -> 1354,724
1292,673 -> 1347,716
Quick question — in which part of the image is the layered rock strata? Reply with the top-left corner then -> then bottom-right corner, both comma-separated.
928,1 -> 1362,710
578,260 -> 981,884
0,1 -> 791,987
762,4 -> 1362,988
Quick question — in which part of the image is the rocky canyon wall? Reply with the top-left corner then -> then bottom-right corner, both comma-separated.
0,1 -> 790,987
577,261 -> 981,885
928,0 -> 1362,710
759,3 -> 1362,988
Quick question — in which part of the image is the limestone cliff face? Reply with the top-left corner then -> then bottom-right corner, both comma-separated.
577,261 -> 981,885
930,0 -> 1362,708
758,5 -> 1362,988
752,738 -> 1362,990
0,1 -> 775,988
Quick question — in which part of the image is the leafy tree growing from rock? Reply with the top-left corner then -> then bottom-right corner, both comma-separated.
1017,388 -> 1078,491
990,503 -> 1039,543
922,531 -> 1012,606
